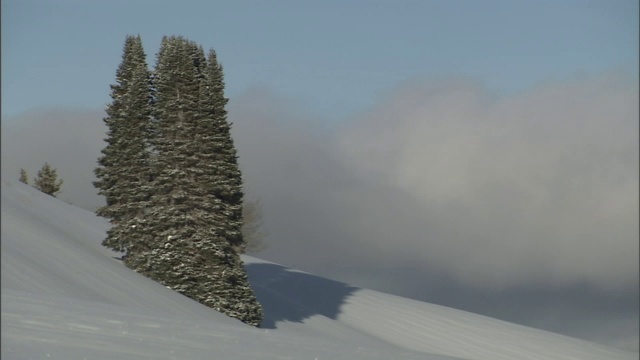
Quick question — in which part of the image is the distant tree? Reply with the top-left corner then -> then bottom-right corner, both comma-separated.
94,34 -> 154,253
239,195 -> 268,254
19,168 -> 29,184
33,163 -> 63,197
123,36 -> 263,327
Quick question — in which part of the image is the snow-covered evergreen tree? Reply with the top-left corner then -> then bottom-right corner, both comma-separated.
33,163 -> 63,197
124,36 -> 263,326
94,35 -> 153,252
201,49 -> 247,253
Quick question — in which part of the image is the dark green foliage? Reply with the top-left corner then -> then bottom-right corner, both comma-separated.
113,36 -> 263,326
19,168 -> 29,184
94,35 -> 153,252
33,163 -> 63,197
124,226 -> 263,326
201,49 -> 246,253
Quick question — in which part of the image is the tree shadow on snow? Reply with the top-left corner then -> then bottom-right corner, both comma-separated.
245,263 -> 359,329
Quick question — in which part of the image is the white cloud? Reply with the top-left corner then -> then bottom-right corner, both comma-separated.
1,108 -> 107,211
337,71 -> 638,290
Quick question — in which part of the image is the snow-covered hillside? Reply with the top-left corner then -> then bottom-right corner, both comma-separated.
1,178 -> 636,360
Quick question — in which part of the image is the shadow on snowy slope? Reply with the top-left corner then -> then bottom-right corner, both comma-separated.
245,262 -> 359,329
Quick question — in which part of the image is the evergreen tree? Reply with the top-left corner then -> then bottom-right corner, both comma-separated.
124,36 -> 263,326
202,49 -> 247,253
33,162 -> 63,197
19,168 -> 29,184
94,35 -> 153,253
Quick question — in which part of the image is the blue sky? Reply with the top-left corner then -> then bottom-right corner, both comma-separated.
3,0 -> 638,122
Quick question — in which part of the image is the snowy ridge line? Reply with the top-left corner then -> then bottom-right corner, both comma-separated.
2,178 -> 637,360
242,253 -> 636,360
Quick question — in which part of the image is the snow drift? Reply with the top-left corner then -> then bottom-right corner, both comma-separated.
1,178 -> 636,360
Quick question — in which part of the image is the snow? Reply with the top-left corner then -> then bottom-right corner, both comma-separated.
1,178 -> 636,360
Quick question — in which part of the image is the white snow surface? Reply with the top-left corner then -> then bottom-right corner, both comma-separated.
1,178 -> 636,360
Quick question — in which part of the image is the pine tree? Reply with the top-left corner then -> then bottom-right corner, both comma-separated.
202,49 -> 247,253
19,168 -> 29,184
33,163 -> 63,197
94,35 -> 153,253
124,36 -> 263,326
